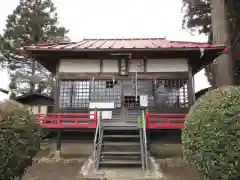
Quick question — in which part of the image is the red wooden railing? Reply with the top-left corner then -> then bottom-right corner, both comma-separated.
146,112 -> 186,129
36,112 -> 98,128
36,111 -> 186,129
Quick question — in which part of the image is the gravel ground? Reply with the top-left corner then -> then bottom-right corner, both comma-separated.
22,159 -> 84,180
22,159 -> 202,180
22,141 -> 202,180
161,166 -> 202,180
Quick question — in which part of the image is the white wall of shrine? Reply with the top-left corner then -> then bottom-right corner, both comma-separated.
146,58 -> 188,72
128,59 -> 145,72
59,59 -> 101,72
58,58 -> 188,73
102,60 -> 118,72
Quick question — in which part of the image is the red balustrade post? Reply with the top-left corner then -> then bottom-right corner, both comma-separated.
57,114 -> 61,128
166,119 -> 171,127
146,112 -> 150,128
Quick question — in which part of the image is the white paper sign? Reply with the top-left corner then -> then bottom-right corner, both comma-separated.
89,102 -> 114,119
140,95 -> 148,107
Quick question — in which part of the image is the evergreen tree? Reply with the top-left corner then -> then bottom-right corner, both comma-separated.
0,35 -> 9,65
182,0 -> 212,35
3,0 -> 69,94
0,35 -> 4,65
182,0 -> 240,86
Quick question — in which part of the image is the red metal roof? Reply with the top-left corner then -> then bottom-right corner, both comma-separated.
24,38 -> 225,50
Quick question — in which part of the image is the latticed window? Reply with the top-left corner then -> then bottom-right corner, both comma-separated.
59,80 -> 90,108
58,79 -> 188,109
72,81 -> 90,108
59,80 -> 121,109
59,81 -> 72,108
90,80 -> 121,107
152,79 -> 188,108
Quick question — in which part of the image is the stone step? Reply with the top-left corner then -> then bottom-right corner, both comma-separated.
103,142 -> 140,146
103,126 -> 139,131
100,155 -> 141,161
101,151 -> 141,156
102,146 -> 141,152
102,129 -> 140,137
99,160 -> 142,165
103,135 -> 139,138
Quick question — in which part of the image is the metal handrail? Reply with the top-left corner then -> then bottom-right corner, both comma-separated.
142,109 -> 148,170
93,109 -> 100,169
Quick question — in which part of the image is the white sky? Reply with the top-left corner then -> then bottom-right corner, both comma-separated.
0,0 -> 210,100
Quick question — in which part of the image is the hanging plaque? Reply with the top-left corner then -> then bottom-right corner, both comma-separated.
119,59 -> 128,75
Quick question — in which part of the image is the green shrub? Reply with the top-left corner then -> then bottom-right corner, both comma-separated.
0,100 -> 41,180
182,86 -> 240,180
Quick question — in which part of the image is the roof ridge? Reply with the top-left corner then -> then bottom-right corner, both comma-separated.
82,37 -> 166,40
168,40 -> 208,44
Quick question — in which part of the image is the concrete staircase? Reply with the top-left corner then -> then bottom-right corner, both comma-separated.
93,108 -> 149,171
99,127 -> 144,169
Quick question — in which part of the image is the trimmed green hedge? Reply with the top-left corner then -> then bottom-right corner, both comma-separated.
182,86 -> 240,180
0,100 -> 41,180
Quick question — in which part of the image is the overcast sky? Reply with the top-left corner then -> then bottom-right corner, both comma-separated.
0,0 -> 210,100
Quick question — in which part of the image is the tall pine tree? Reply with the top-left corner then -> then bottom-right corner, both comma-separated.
3,0 -> 69,94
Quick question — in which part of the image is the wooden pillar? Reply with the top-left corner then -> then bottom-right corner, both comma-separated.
187,65 -> 194,106
192,72 -> 195,103
54,61 -> 61,157
211,0 -> 234,86
56,129 -> 62,151
54,61 -> 60,113
54,76 -> 60,112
